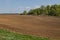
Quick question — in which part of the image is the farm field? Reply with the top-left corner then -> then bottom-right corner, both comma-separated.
0,15 -> 60,40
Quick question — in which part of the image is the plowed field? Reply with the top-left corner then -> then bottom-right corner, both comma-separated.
0,15 -> 60,39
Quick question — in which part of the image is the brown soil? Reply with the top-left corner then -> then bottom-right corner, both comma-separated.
0,15 -> 60,39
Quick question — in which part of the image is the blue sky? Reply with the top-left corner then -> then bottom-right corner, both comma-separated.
0,0 -> 60,13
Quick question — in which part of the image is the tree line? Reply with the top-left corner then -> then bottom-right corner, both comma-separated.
21,4 -> 60,16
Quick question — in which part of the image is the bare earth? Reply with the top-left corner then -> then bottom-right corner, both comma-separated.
0,15 -> 60,39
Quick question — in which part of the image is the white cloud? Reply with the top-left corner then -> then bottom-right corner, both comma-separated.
33,5 -> 40,9
18,6 -> 31,12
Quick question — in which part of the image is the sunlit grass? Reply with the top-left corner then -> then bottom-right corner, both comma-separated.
0,29 -> 49,40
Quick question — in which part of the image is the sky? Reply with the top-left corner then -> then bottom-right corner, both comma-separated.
0,0 -> 60,13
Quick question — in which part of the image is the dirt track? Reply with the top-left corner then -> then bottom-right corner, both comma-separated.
0,15 -> 60,39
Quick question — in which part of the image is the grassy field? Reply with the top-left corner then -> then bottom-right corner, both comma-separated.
0,29 -> 48,40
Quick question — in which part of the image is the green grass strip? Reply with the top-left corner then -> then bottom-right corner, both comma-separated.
0,29 -> 49,40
